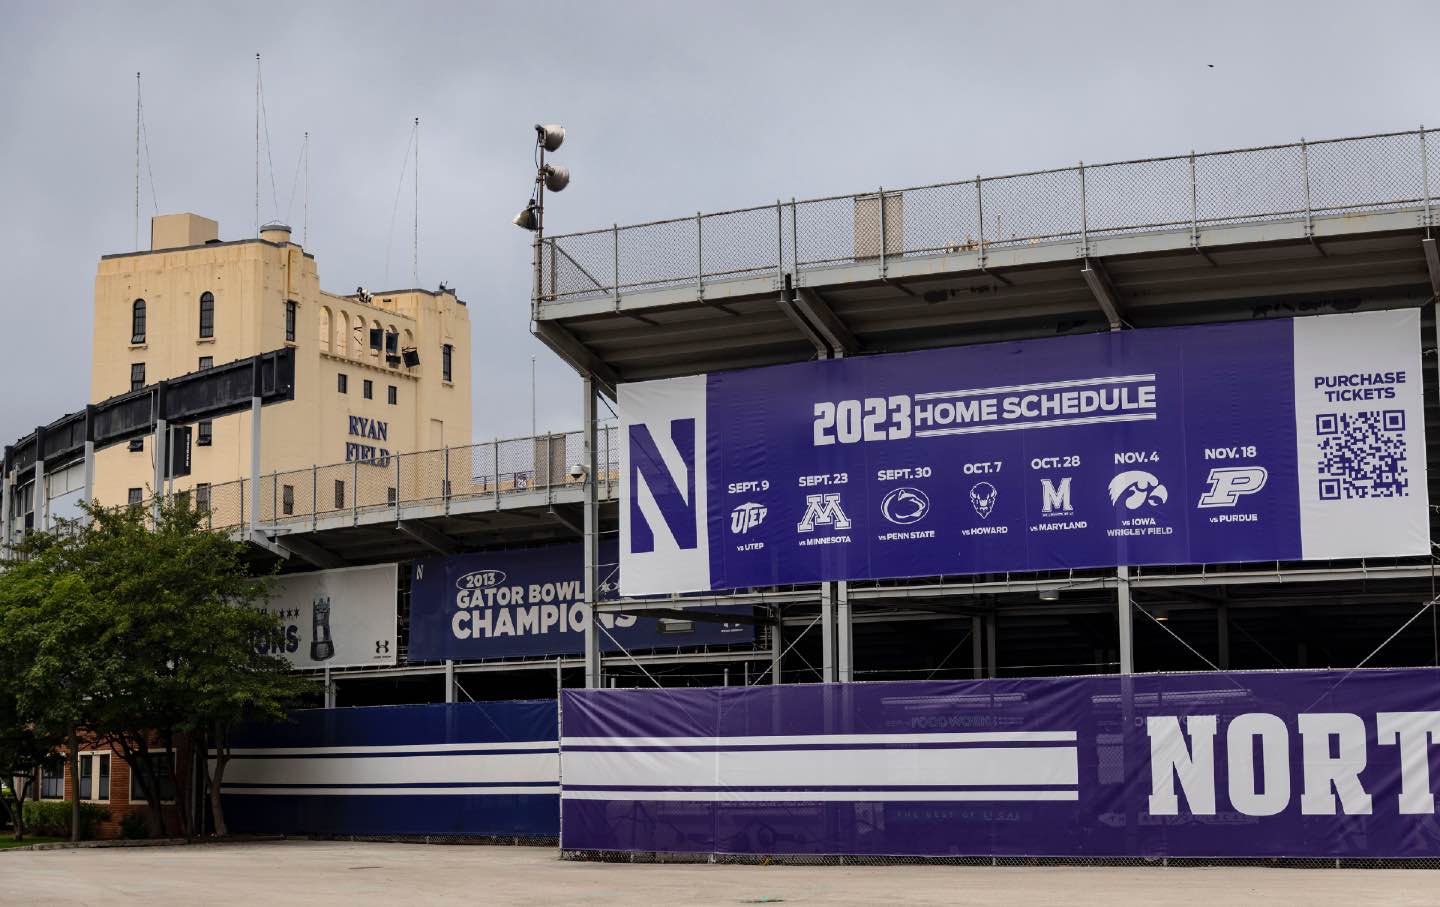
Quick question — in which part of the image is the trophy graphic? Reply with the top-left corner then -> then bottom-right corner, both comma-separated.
310,595 -> 336,661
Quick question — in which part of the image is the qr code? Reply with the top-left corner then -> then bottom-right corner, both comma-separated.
1315,410 -> 1408,500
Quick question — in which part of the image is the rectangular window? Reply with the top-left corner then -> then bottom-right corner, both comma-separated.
337,373 -> 348,394
334,480 -> 346,510
387,385 -> 397,405
387,486 -> 397,505
130,753 -> 177,802
197,420 -> 212,446
442,344 -> 453,382
130,362 -> 146,391
128,438 -> 144,452
199,296 -> 214,338
282,484 -> 295,516
363,379 -> 373,400
39,760 -> 65,800
198,356 -> 214,371
127,488 -> 143,506
79,753 -> 109,800
195,483 -> 211,512
285,300 -> 297,342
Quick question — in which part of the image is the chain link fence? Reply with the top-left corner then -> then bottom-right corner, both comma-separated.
539,128 -> 1439,304
190,426 -> 620,532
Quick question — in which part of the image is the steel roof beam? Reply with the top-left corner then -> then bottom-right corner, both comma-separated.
396,520 -> 461,556
795,288 -> 859,355
273,534 -> 348,569
776,289 -> 830,357
532,320 -> 619,399
1081,257 -> 1126,329
1423,237 -> 1440,297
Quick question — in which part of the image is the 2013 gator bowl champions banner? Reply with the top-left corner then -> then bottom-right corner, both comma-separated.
560,668 -> 1440,858
619,310 -> 1429,596
408,541 -> 754,661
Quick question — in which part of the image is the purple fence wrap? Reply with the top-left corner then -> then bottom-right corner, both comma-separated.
561,668 -> 1440,858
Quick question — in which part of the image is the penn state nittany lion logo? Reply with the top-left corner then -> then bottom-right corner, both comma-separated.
881,487 -> 931,525
969,482 -> 998,519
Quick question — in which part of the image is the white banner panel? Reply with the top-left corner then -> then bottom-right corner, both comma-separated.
262,564 -> 398,668
619,375 -> 709,596
1293,309 -> 1429,559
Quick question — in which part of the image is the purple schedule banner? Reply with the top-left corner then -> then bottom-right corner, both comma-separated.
561,668 -> 1440,858
619,311 -> 1429,596
408,541 -> 754,661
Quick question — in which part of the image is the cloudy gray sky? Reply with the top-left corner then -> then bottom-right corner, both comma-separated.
1,0 -> 1437,452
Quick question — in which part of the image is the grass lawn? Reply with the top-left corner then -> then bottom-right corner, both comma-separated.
0,835 -> 67,850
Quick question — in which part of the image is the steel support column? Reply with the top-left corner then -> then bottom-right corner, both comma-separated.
985,614 -> 998,679
971,615 -> 984,679
581,375 -> 602,688
323,667 -> 336,708
0,468 -> 10,550
770,605 -> 783,685
821,582 -> 836,683
34,457 -> 47,533
1117,565 -> 1134,674
836,580 -> 853,682
248,396 -> 262,532
1217,601 -> 1231,670
444,659 -> 456,703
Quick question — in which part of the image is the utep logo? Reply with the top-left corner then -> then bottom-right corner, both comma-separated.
629,418 -> 698,553
969,482 -> 997,519
798,494 -> 851,532
1110,470 -> 1168,510
730,502 -> 767,535
1040,477 -> 1073,515
881,487 -> 930,525
1197,467 -> 1268,508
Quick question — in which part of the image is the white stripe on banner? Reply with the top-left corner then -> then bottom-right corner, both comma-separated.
562,790 -> 1078,803
913,373 -> 1156,401
225,741 -> 558,757
914,412 -> 1156,438
564,746 -> 1077,789
221,753 -> 558,787
562,731 -> 1076,748
223,785 -> 560,797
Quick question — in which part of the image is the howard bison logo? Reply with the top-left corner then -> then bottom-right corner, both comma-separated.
969,482 -> 998,519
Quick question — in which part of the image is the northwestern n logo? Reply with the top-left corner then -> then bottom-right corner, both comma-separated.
628,418 -> 698,553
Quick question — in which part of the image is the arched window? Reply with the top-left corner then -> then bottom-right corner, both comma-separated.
198,292 -> 215,339
130,299 -> 146,344
319,307 -> 332,352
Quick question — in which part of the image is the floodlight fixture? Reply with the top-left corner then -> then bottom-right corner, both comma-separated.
1038,589 -> 1060,602
543,164 -> 570,192
513,200 -> 540,231
536,124 -> 565,152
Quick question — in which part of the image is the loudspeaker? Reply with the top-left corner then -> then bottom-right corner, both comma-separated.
402,348 -> 420,368
369,328 -> 383,350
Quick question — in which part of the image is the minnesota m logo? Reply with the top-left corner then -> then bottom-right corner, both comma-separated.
628,418 -> 698,553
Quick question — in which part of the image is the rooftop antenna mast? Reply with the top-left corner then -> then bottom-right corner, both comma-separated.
413,117 -> 419,286
134,72 -> 141,251
303,131 -> 309,246
254,53 -> 261,236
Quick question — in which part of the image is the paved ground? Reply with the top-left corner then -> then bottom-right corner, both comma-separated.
1,840 -> 1435,906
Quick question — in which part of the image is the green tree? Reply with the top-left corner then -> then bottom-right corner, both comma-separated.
0,496 -> 315,839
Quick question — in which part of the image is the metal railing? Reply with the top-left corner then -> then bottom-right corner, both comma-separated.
538,127 -> 1438,304
189,426 -> 620,533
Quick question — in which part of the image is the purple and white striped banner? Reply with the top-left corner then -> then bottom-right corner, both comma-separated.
562,670 -> 1440,858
